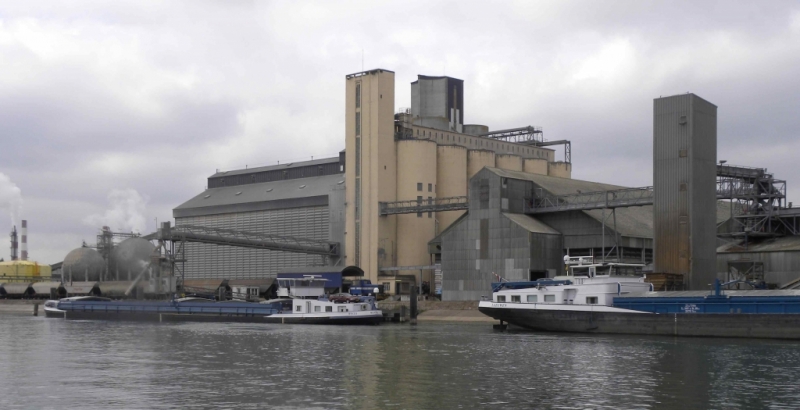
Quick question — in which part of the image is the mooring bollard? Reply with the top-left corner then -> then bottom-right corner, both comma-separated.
33,303 -> 39,317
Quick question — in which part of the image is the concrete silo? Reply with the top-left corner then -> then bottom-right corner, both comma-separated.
496,154 -> 523,172
436,145 -> 468,232
467,149 -> 496,180
396,139 -> 438,269
523,158 -> 549,175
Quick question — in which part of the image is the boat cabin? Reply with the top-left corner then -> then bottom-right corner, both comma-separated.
490,261 -> 652,307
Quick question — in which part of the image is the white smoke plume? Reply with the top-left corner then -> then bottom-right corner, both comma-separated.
0,173 -> 23,227
84,188 -> 149,234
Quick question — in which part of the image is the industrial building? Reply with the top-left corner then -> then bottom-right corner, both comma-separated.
174,69 -> 573,293
168,69 -> 800,299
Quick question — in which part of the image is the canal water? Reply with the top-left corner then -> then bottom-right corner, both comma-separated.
1,314 -> 799,409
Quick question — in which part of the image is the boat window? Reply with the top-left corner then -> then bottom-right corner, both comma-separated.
544,295 -> 556,303
527,295 -> 538,303
338,306 -> 347,312
314,306 -> 321,312
511,295 -> 521,303
497,295 -> 506,302
326,306 -> 333,312
361,305 -> 367,311
295,305 -> 302,312
586,297 -> 598,305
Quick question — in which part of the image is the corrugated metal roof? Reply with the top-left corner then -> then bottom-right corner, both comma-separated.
486,167 -> 733,238
717,236 -> 800,253
503,213 -> 560,234
174,173 -> 344,211
211,157 -> 339,178
618,289 -> 800,298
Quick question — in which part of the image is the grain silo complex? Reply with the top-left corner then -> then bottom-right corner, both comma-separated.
169,70 -> 800,298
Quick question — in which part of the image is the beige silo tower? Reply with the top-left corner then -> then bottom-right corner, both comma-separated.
495,154 -> 523,172
436,145 -> 468,232
345,69 -> 397,283
523,158 -> 549,175
396,139 -> 438,270
467,149 -> 496,180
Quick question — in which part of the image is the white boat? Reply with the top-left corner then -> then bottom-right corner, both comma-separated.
478,257 -> 800,339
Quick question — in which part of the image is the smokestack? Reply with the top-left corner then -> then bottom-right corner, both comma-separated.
10,225 -> 18,261
21,220 -> 27,261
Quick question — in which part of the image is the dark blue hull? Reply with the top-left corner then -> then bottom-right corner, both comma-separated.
478,306 -> 800,339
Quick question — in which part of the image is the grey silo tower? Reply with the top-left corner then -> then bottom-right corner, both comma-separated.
653,93 -> 717,290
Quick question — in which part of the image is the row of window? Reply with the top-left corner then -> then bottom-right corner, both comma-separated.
417,182 -> 434,192
497,295 -> 599,304
414,128 -> 548,159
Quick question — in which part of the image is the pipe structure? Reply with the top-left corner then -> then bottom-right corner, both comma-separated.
10,226 -> 18,261
20,220 -> 28,261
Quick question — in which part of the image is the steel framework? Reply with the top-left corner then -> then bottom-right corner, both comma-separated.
379,196 -> 469,216
480,126 -> 544,145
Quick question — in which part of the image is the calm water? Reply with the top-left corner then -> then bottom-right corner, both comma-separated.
1,314 -> 799,409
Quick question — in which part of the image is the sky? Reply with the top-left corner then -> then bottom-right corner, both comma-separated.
1,1 -> 799,264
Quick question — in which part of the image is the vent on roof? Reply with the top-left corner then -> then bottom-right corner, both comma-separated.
235,191 -> 242,196
337,180 -> 345,185
299,185 -> 306,189
266,188 -> 273,192
204,195 -> 211,198
285,163 -> 293,167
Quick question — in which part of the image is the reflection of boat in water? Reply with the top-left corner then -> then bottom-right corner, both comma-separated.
44,276 -> 382,325
479,260 -> 800,339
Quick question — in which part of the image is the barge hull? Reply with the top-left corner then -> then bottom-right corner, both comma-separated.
56,310 -> 382,325
479,306 -> 800,339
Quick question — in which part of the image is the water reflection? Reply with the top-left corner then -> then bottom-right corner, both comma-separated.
1,315 -> 799,409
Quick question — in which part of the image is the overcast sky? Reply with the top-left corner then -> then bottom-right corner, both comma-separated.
1,1 -> 799,264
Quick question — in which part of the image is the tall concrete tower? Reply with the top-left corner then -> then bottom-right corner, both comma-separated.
653,94 -> 717,290
345,69 -> 397,282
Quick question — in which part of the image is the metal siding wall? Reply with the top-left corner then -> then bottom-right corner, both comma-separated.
690,96 -> 718,289
175,205 -> 329,279
653,94 -> 717,289
716,251 -> 800,286
209,162 -> 341,188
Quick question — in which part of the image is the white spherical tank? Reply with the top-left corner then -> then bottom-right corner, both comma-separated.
467,149 -> 496,180
110,237 -> 155,280
495,154 -> 523,172
62,247 -> 105,282
436,145 -> 467,232
396,139 -> 437,269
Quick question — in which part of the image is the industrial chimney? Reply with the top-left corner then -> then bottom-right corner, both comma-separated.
21,220 -> 28,261
10,225 -> 18,261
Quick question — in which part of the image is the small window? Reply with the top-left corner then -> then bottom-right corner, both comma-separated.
428,183 -> 432,192
314,306 -> 321,312
417,182 -> 423,191
527,295 -> 538,303
586,297 -> 598,305
296,305 -> 302,311
544,295 -> 556,303
497,295 -> 506,302
325,306 -> 332,312
361,305 -> 367,311
511,295 -> 521,303
338,306 -> 347,312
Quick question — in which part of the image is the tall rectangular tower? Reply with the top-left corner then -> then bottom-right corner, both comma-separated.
410,75 -> 464,133
653,94 -> 717,290
345,69 -> 396,282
